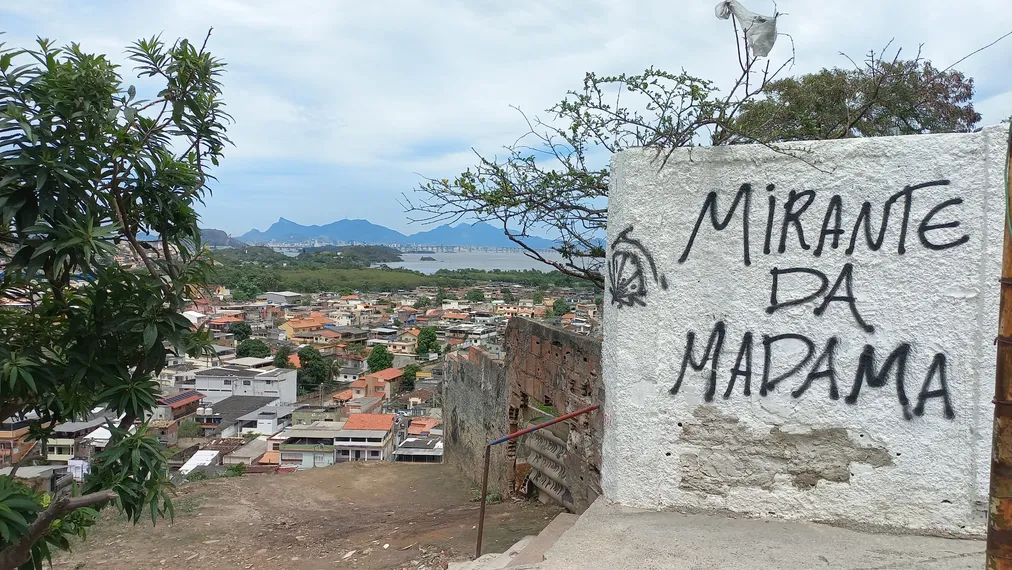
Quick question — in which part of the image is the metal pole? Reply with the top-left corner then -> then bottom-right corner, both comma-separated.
475,445 -> 491,558
988,132 -> 1012,570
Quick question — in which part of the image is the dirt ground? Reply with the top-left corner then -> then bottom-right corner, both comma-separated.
52,462 -> 562,570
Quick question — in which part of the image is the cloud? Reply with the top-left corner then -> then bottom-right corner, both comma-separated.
2,0 -> 1011,234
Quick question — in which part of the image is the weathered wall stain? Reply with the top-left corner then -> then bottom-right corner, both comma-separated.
678,407 -> 893,495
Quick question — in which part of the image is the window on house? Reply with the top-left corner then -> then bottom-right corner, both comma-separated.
369,450 -> 380,457
242,380 -> 251,386
223,379 -> 231,386
339,449 -> 349,455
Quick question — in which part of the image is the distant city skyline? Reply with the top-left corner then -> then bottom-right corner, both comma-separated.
3,1 -> 1010,235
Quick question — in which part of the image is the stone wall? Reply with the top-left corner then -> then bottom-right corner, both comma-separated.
443,347 -> 511,495
442,318 -> 605,513
505,318 -> 604,513
603,126 -> 1009,535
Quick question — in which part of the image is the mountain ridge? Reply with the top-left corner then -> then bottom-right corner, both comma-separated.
237,218 -> 556,249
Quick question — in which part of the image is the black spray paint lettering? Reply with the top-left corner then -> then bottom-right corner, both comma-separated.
679,179 -> 966,263
608,226 -> 668,309
670,322 -> 955,420
679,183 -> 752,266
767,264 -> 874,333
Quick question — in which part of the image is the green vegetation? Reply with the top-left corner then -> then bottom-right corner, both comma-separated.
177,420 -> 202,439
0,31 -> 228,567
466,288 -> 485,302
224,463 -> 246,478
228,322 -> 253,342
236,339 -> 271,358
401,364 -> 421,391
273,345 -> 294,369
416,327 -> 440,356
213,246 -> 593,293
552,299 -> 573,317
367,345 -> 393,373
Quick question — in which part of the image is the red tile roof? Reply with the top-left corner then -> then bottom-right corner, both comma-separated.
288,354 -> 301,368
350,379 -> 368,388
332,389 -> 354,402
368,368 -> 403,381
343,413 -> 396,432
407,417 -> 441,436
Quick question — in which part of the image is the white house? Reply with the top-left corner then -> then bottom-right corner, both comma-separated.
191,367 -> 298,404
264,291 -> 302,305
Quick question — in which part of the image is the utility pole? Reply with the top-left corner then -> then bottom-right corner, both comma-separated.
988,133 -> 1012,570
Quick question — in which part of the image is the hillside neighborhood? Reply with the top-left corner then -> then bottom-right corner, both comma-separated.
0,282 -> 599,483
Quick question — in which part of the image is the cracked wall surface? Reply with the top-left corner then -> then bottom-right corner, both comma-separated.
602,128 -> 1008,535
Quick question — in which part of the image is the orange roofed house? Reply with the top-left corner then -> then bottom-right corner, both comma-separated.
350,368 -> 403,400
335,413 -> 397,461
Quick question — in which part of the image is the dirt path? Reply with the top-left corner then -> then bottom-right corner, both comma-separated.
53,462 -> 562,570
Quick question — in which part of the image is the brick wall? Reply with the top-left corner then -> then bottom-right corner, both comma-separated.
505,318 -> 604,513
443,318 -> 605,513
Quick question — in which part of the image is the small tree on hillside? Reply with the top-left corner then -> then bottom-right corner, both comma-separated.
401,364 -> 421,392
413,296 -> 431,310
236,339 -> 271,358
273,344 -> 295,369
533,292 -> 545,306
415,327 -> 440,356
367,345 -> 394,372
552,299 -> 573,317
466,289 -> 485,302
0,31 -> 228,567
228,321 -> 253,342
502,288 -> 516,304
297,346 -> 322,365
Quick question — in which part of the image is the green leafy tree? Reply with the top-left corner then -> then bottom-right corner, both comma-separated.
236,339 -> 271,358
367,345 -> 394,373
300,358 -> 329,386
466,288 -> 485,302
732,56 -> 979,142
177,420 -> 202,438
338,287 -> 354,296
0,31 -> 228,568
502,288 -> 516,304
413,296 -> 431,310
231,278 -> 259,301
273,344 -> 295,369
297,345 -> 322,366
533,292 -> 544,306
415,327 -> 440,356
406,35 -> 981,287
552,299 -> 573,317
434,288 -> 446,306
228,321 -> 253,343
401,364 -> 421,392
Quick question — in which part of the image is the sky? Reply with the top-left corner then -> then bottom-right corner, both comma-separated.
2,1 -> 1011,237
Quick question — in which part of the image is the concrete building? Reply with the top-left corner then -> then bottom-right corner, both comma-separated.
194,396 -> 279,437
292,406 -> 343,426
335,413 -> 397,462
277,422 -> 346,469
190,367 -> 297,404
264,291 -> 303,305
233,405 -> 299,436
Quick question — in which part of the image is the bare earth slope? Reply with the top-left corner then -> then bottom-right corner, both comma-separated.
53,462 -> 561,570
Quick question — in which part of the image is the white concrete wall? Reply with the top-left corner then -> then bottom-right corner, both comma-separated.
602,126 -> 1008,535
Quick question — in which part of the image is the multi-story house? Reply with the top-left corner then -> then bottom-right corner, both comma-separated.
334,413 -> 397,462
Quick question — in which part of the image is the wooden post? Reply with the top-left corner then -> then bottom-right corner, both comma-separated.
988,134 -> 1012,570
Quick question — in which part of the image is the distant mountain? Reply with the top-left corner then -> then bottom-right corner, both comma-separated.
137,228 -> 245,248
238,218 -> 556,249
202,228 -> 245,247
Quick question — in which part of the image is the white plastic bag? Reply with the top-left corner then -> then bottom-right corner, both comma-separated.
715,0 -> 778,57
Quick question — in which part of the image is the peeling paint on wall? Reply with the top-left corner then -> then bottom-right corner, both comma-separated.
603,127 -> 1008,535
